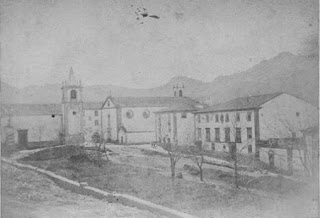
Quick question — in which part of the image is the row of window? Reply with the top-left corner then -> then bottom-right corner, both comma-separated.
198,127 -> 253,143
197,112 -> 252,123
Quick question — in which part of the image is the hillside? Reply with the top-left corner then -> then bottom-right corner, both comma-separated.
1,52 -> 318,106
201,52 -> 318,106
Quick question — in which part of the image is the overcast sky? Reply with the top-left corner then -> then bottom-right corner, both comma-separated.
1,0 -> 318,89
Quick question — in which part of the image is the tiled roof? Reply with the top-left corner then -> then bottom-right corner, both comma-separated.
194,92 -> 283,113
155,104 -> 202,113
103,96 -> 201,108
83,102 -> 103,110
1,104 -> 62,117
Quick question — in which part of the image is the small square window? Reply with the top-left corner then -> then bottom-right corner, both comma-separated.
296,112 -> 300,117
95,110 -> 99,116
181,112 -> 187,119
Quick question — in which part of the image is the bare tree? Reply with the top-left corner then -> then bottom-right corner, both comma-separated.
185,145 -> 206,181
159,141 -> 183,178
223,112 -> 252,188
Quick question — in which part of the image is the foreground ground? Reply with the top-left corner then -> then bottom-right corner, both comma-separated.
16,144 -> 319,218
1,162 -> 163,218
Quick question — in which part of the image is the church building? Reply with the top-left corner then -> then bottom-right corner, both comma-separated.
1,68 -> 203,147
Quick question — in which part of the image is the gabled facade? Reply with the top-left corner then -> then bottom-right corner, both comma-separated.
100,91 -> 201,144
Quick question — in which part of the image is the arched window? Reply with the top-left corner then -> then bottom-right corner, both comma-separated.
71,90 -> 77,99
179,90 -> 183,97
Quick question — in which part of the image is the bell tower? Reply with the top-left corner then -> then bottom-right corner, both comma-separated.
61,67 -> 84,143
173,82 -> 184,97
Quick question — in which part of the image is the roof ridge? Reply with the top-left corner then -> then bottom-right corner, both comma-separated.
223,92 -> 284,102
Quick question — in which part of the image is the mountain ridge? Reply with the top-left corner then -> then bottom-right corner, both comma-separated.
1,52 -> 318,106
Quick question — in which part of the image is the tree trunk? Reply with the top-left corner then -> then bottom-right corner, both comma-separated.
200,167 -> 203,181
234,153 -> 239,188
170,156 -> 175,178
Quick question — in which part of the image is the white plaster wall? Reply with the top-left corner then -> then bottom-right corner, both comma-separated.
259,93 -> 318,140
1,115 -> 61,143
158,113 -> 172,142
177,112 -> 195,146
101,108 -> 118,141
121,107 -> 163,132
83,110 -> 101,141
195,110 -> 256,153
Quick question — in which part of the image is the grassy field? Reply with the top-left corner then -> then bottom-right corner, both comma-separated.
2,162 -> 160,218
19,145 -> 318,218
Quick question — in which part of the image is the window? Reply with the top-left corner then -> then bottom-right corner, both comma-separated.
126,110 -> 134,119
211,143 -> 215,151
296,112 -> 300,117
181,112 -> 187,119
179,90 -> 183,97
215,114 -> 219,122
248,144 -> 252,153
226,114 -> 229,122
197,115 -> 201,123
220,114 -> 224,123
107,101 -> 110,107
72,111 -> 76,115
236,113 -> 240,122
247,127 -> 252,140
70,90 -> 77,99
95,110 -> 98,116
206,114 -> 210,123
215,128 -> 220,142
197,128 -> 202,140
223,145 -> 226,149
205,128 -> 211,142
235,128 -> 241,143
95,120 -> 99,126
225,128 -> 230,142
143,109 -> 150,118
247,112 -> 252,121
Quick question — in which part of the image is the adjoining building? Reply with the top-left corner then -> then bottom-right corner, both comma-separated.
193,93 -> 318,155
1,103 -> 63,148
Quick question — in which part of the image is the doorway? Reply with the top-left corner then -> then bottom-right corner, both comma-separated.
268,150 -> 275,168
17,129 -> 28,148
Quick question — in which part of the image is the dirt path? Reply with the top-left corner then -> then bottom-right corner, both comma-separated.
1,162 -> 163,218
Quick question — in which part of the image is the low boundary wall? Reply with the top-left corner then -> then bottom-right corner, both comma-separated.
2,158 -> 195,218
